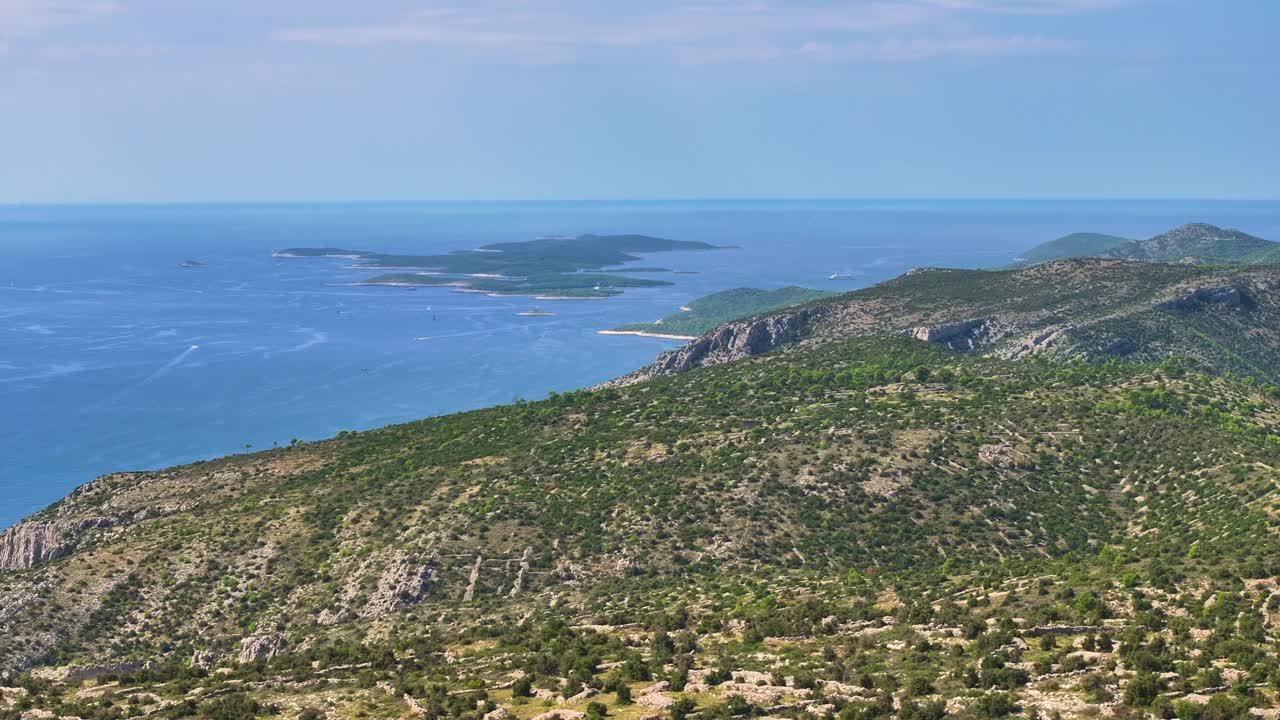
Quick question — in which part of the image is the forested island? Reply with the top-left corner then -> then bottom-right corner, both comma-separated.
276,234 -> 720,298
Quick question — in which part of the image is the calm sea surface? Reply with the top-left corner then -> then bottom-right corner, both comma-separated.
4,199 -> 1280,528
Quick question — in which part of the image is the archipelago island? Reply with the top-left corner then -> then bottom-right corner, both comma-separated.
276,234 -> 720,298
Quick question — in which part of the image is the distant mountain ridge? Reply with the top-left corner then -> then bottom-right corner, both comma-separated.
615,256 -> 1280,386
1015,222 -> 1275,266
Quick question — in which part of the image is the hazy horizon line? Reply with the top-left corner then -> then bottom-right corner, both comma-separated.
4,196 -> 1280,209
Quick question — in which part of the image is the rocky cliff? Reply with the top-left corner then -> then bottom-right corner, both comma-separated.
905,318 -> 1014,351
607,309 -> 817,385
0,517 -> 113,571
1154,284 -> 1254,312
614,259 -> 1280,385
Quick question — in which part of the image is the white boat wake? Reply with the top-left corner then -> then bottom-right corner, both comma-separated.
137,344 -> 200,386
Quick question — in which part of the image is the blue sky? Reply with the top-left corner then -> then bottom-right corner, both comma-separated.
1,0 -> 1277,202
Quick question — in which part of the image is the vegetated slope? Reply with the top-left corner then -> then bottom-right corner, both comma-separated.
5,338 -> 1280,717
1014,223 -> 1275,267
1011,232 -> 1134,266
1104,223 -> 1275,263
612,287 -> 836,337
618,258 -> 1280,385
1246,244 -> 1280,264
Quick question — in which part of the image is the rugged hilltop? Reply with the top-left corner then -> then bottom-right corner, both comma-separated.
615,258 -> 1280,385
1014,223 -> 1275,267
1105,223 -> 1276,264
6,251 -> 1280,719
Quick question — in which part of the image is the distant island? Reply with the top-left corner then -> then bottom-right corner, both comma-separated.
276,234 -> 721,298
602,286 -> 835,339
1010,232 -> 1133,266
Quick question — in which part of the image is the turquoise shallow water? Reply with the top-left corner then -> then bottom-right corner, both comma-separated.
3,199 -> 1280,529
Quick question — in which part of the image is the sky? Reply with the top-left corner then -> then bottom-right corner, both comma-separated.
0,0 -> 1277,203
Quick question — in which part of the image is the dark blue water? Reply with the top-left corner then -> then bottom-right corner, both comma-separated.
4,199 -> 1279,528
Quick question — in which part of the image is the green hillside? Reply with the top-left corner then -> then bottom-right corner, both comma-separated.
6,337 -> 1280,717
7,262 -> 1280,719
1011,223 -> 1277,267
1248,245 -> 1280,264
1012,232 -> 1134,266
621,258 -> 1280,390
1108,223 -> 1276,263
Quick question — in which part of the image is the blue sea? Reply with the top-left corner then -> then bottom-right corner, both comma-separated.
4,199 -> 1280,529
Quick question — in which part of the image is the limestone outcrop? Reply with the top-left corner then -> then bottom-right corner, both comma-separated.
360,556 -> 437,618
239,632 -> 288,663
610,309 -> 815,385
0,518 -> 113,572
1156,285 -> 1253,312
1001,325 -> 1074,360
509,548 -> 533,597
906,317 -> 1011,351
462,555 -> 482,602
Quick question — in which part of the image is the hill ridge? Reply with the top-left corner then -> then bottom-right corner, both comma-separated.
615,257 -> 1280,386
1015,222 -> 1275,267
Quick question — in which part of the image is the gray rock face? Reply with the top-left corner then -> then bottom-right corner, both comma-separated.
612,309 -> 814,385
238,632 -> 287,663
360,557 -> 436,618
906,318 -> 1008,352
0,517 -> 113,572
509,547 -> 533,597
30,661 -> 143,683
191,650 -> 216,670
462,555 -> 483,602
1000,325 -> 1074,360
1156,285 -> 1253,312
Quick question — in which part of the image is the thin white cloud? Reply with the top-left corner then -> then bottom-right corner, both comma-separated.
275,2 -> 935,49
681,33 -> 1072,65
35,40 -> 168,63
273,7 -> 578,63
922,0 -> 1125,14
274,0 -> 1104,64
0,0 -> 121,38
807,33 -> 1074,61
